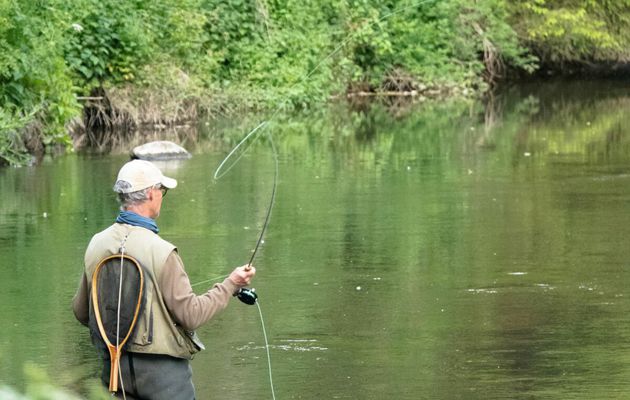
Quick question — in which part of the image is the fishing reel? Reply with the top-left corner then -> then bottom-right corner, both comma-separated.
236,287 -> 258,305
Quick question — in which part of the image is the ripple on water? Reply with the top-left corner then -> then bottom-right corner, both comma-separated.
236,339 -> 328,352
466,284 -> 556,294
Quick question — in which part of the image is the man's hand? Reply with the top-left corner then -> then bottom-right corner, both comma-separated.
228,264 -> 256,287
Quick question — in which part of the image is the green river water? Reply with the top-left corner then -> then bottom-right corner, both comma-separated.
3,80 -> 630,399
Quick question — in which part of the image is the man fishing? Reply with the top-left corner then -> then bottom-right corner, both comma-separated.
72,159 -> 256,399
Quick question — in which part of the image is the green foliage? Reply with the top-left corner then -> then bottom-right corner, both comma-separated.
0,0 -> 80,166
4,0 -> 630,166
0,108 -> 33,165
199,0 -> 342,106
0,362 -> 109,400
147,0 -> 210,68
508,0 -> 630,65
195,0 -> 532,103
63,0 -> 152,85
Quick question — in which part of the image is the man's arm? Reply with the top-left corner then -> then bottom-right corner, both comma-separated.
159,251 -> 254,331
72,273 -> 90,326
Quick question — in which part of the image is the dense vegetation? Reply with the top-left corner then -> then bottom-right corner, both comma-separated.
1,0 -> 629,166
509,0 -> 630,70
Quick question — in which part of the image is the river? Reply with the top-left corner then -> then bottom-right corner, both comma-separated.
2,79 -> 630,399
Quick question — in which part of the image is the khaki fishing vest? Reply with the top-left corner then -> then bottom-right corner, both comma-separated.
84,223 -> 201,360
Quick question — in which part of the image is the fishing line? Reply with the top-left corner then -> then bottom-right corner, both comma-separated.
116,235 -> 129,400
191,129 -> 276,287
210,0 -> 436,175
213,121 -> 269,180
211,130 -> 278,398
190,273 -> 229,288
214,0 -> 436,187
208,0 -> 436,274
196,2 -> 437,399
246,131 -> 278,267
201,0 -> 436,285
256,301 -> 276,400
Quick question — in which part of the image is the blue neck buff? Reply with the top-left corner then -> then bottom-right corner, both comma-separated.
116,210 -> 159,234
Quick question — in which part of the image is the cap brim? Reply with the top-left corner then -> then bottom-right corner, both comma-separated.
161,176 -> 177,189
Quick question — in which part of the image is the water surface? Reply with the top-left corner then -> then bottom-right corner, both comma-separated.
2,80 -> 630,399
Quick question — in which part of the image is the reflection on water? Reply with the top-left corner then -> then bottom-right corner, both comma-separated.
2,80 -> 630,399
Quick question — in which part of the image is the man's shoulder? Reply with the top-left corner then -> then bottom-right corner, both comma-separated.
85,223 -> 177,270
87,224 -> 175,251
137,227 -> 175,248
124,225 -> 177,256
86,224 -> 116,247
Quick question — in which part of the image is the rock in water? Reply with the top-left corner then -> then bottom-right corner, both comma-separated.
131,141 -> 192,160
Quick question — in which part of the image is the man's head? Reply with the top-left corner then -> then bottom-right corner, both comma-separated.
113,160 -> 177,217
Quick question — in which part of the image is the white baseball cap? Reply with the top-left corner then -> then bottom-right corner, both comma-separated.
114,159 -> 177,193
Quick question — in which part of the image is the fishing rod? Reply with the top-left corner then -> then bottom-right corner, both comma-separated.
213,128 -> 279,305
211,125 -> 278,399
204,0 -> 437,296
203,3 -> 438,399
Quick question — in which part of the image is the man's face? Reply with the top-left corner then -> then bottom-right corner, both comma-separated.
149,185 -> 165,218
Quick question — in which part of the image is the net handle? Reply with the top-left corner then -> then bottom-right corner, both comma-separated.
91,254 -> 144,393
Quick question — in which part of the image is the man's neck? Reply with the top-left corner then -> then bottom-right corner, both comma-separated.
125,206 -> 153,219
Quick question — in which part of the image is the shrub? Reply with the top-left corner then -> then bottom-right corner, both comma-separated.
0,0 -> 79,166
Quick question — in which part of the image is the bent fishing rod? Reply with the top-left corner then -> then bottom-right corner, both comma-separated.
213,128 -> 279,305
212,129 -> 279,400
197,3 -> 439,399
198,0 -> 437,298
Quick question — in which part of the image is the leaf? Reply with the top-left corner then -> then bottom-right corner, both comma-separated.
78,65 -> 92,79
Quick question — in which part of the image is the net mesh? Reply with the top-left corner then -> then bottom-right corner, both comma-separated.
92,256 -> 144,346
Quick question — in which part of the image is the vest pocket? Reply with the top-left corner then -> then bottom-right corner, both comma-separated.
131,293 -> 153,346
174,325 -> 204,354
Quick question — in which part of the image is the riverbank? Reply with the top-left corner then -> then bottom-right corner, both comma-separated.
68,72 -> 480,152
